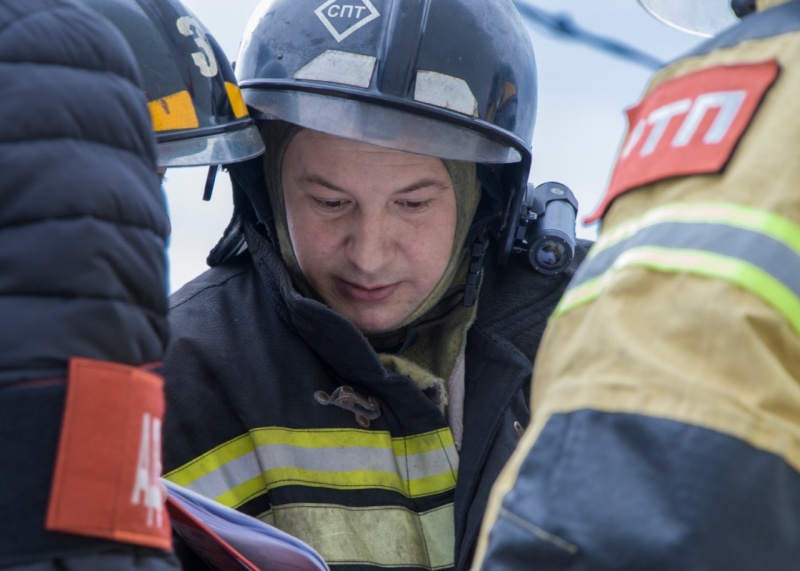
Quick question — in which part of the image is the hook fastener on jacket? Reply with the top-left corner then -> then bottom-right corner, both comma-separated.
314,386 -> 381,428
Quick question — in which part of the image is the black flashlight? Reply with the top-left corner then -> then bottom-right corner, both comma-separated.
513,182 -> 578,275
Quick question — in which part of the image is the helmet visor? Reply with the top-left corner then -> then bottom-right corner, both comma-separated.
637,0 -> 739,37
157,124 -> 265,168
244,89 -> 523,164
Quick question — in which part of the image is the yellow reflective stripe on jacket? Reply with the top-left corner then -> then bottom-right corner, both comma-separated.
261,503 -> 455,570
591,202 -> 800,258
557,202 -> 800,334
164,427 -> 459,507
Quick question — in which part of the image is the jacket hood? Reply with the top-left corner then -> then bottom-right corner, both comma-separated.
0,0 -> 170,382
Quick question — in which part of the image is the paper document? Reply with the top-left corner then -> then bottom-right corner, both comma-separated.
164,478 -> 329,571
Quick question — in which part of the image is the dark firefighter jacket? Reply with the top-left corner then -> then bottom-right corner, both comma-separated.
476,0 -> 800,569
161,218 -> 590,571
0,0 -> 170,565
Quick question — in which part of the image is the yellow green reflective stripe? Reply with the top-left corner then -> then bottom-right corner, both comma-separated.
557,203 -> 800,333
554,274 -> 604,316
593,201 -> 800,258
214,474 -> 266,508
261,503 -> 455,570
164,427 -> 459,507
557,246 -> 800,334
246,426 -> 456,455
164,432 -> 254,486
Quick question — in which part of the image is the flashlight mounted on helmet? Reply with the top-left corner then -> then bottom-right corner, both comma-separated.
512,182 -> 578,275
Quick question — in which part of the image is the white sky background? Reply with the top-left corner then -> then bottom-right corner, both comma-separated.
165,0 -> 703,293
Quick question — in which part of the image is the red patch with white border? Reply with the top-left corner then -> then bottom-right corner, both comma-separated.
46,357 -> 171,550
585,60 -> 779,223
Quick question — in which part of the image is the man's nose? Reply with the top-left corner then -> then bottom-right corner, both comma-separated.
346,210 -> 394,275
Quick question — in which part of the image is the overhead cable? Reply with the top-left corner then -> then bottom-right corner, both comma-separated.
513,1 -> 666,71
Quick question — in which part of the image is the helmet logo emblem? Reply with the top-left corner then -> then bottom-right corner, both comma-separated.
314,0 -> 380,43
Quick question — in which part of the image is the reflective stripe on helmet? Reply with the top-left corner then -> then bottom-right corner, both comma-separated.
224,82 -> 249,119
148,90 -> 199,132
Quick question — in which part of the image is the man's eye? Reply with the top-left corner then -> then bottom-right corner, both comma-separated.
311,197 -> 348,210
398,199 -> 432,210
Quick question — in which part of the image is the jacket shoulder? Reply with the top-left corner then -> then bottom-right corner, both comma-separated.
170,257 -> 254,311
475,238 -> 592,361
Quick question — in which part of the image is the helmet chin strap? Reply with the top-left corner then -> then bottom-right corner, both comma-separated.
464,232 -> 488,308
202,164 -> 218,201
731,0 -> 757,18
228,156 -> 273,227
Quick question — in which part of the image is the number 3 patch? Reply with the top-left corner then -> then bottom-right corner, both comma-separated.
586,60 -> 779,223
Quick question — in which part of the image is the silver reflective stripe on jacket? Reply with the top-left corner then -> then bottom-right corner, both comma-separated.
558,202 -> 800,334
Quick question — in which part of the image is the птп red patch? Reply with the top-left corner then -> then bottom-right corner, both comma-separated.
585,60 -> 779,223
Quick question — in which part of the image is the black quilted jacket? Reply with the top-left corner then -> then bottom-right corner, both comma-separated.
0,0 -> 169,564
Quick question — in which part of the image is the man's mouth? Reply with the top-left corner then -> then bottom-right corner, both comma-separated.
338,280 -> 398,303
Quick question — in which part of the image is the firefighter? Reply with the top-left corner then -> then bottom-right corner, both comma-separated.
158,0 -> 590,569
0,0 -> 262,568
475,1 -> 800,569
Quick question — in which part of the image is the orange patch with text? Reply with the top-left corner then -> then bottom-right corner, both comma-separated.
585,60 -> 779,223
46,358 -> 171,550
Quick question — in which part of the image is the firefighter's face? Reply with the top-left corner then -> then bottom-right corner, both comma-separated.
281,129 -> 457,334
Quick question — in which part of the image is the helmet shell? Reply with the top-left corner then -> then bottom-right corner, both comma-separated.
80,0 -> 264,167
637,0 -> 740,37
236,0 -> 537,259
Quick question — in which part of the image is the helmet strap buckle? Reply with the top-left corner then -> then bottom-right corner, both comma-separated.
464,232 -> 488,308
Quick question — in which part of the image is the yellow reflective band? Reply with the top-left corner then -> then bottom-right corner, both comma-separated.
215,473 -> 269,509
164,427 -> 459,508
246,426 -> 456,454
215,467 -> 459,509
556,247 -> 800,335
259,503 -> 455,570
148,90 -> 199,132
553,274 -> 604,317
164,432 -> 254,487
593,202 -> 800,260
224,82 -> 249,119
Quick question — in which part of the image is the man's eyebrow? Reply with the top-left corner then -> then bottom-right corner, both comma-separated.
395,179 -> 451,194
298,175 -> 451,194
297,175 -> 346,193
